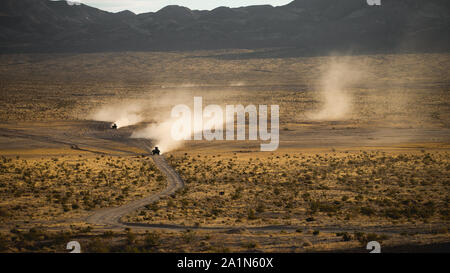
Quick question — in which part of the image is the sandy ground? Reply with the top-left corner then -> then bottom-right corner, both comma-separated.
0,51 -> 449,252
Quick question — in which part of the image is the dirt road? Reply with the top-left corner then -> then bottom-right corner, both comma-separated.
1,121 -> 447,237
86,155 -> 184,228
86,154 -> 446,237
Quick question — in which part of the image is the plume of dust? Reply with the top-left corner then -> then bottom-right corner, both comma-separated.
131,119 -> 181,154
131,91 -> 227,154
132,112 -> 225,154
91,103 -> 144,128
308,59 -> 365,121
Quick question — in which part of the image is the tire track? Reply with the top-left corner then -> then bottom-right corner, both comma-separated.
86,153 -> 448,236
2,124 -> 445,236
86,155 -> 184,228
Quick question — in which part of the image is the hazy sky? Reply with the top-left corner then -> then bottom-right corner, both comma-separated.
71,0 -> 293,14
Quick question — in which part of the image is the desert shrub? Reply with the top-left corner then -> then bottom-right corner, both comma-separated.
80,226 -> 92,233
211,208 -> 221,216
302,193 -> 311,201
167,199 -> 176,207
52,231 -> 71,245
87,239 -> 110,253
123,245 -> 141,253
383,208 -> 402,219
22,228 -> 47,241
434,227 -> 448,234
342,232 -> 352,241
231,187 -> 243,200
145,202 -> 159,212
102,231 -> 115,238
366,233 -> 389,243
215,245 -> 231,253
354,232 -> 366,243
126,231 -> 136,244
310,201 -> 341,214
360,206 -> 376,216
0,207 -> 9,218
440,209 -> 449,219
256,203 -> 266,213
355,195 -> 364,201
182,230 -> 196,243
354,232 -> 388,245
144,232 -> 160,248
247,209 -> 257,220
0,234 -> 8,251
242,241 -> 258,249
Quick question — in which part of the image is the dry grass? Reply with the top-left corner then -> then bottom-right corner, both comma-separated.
0,225 -> 448,253
127,150 -> 449,228
0,50 -> 449,252
0,154 -> 165,223
0,51 -> 449,130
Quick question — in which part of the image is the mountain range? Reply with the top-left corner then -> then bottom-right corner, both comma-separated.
0,0 -> 449,54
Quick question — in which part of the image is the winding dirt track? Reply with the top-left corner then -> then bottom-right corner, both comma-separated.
86,154 -> 445,236
87,155 -> 185,229
1,122 -> 446,236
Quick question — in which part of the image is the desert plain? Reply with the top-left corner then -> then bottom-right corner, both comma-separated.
0,49 -> 449,252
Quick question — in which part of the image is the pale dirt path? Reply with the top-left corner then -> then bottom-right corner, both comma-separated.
86,153 -> 447,236
1,122 -> 446,236
86,155 -> 184,229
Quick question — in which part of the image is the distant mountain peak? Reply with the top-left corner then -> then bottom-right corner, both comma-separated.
157,5 -> 192,13
116,10 -> 135,16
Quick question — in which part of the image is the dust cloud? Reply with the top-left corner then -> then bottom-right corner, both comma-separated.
131,119 -> 183,154
131,98 -> 226,154
308,59 -> 366,121
91,103 -> 144,128
88,90 -> 228,153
